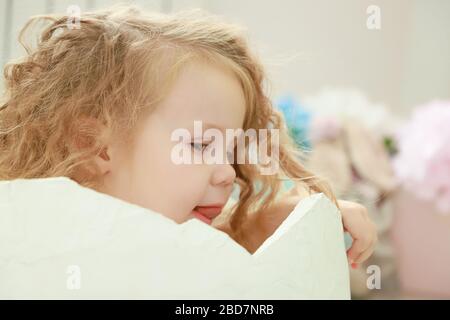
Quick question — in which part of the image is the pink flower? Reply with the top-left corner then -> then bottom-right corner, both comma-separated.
392,101 -> 450,214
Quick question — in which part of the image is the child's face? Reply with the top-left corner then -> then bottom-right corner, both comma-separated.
98,61 -> 246,225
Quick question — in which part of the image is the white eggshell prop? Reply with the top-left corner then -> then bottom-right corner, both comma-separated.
0,177 -> 350,299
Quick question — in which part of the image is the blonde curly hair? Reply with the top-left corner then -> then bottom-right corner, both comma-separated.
0,4 -> 337,243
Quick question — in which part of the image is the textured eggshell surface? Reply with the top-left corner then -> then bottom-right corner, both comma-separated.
0,177 -> 350,299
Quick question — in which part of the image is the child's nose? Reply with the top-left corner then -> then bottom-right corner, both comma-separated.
211,164 -> 236,187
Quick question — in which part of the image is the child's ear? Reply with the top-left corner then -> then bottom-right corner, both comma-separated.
71,117 -> 115,176
92,124 -> 118,176
94,145 -> 113,175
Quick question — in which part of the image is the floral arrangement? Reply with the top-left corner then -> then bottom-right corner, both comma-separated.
276,95 -> 312,150
302,87 -> 399,138
392,100 -> 450,214
276,88 -> 400,154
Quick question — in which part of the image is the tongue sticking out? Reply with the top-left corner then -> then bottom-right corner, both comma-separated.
192,207 -> 212,225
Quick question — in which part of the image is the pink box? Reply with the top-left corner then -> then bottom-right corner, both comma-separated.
391,189 -> 450,298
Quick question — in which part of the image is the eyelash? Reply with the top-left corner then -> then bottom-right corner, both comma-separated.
190,142 -> 210,152
189,142 -> 235,162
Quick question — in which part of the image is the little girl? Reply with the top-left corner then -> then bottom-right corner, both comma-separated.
0,5 -> 376,265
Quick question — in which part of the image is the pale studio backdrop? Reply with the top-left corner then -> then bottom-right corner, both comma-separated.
1,0 -> 449,117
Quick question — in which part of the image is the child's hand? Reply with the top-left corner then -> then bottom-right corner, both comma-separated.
338,200 -> 378,268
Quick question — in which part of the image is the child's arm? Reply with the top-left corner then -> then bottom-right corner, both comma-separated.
214,190 -> 378,262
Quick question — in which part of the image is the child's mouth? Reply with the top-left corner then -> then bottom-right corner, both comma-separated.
191,205 -> 223,225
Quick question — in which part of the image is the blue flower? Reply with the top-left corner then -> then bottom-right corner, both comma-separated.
275,95 -> 312,149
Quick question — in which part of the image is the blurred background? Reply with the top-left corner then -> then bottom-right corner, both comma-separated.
1,0 -> 449,299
